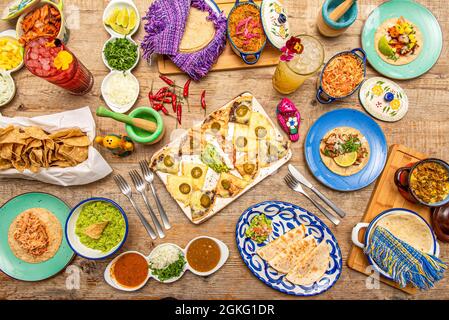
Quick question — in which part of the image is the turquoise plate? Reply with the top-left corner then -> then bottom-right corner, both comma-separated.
0,192 -> 75,281
361,0 -> 442,80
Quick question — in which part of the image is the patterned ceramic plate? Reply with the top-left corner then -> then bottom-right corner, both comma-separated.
304,108 -> 388,192
236,201 -> 342,296
0,192 -> 74,281
359,77 -> 408,122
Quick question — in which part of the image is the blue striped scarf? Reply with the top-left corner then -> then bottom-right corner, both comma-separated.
365,226 -> 447,290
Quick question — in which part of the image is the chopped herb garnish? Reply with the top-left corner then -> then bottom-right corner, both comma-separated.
150,254 -> 186,281
104,38 -> 138,71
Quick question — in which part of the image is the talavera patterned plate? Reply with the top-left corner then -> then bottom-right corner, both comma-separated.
236,201 -> 342,296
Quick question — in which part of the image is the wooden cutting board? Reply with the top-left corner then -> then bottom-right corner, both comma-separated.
157,0 -> 281,75
347,144 -> 431,294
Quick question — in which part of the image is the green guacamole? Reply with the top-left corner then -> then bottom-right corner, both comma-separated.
75,201 -> 126,252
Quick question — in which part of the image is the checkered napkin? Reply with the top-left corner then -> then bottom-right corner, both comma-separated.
365,226 -> 447,290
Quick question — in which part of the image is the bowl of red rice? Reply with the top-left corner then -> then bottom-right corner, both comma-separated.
227,0 -> 267,65
316,48 -> 366,104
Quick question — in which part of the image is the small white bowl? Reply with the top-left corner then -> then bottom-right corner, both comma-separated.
102,0 -> 140,38
65,197 -> 129,260
0,71 -> 16,108
0,29 -> 24,74
102,36 -> 140,72
104,236 -> 229,291
101,70 -> 139,114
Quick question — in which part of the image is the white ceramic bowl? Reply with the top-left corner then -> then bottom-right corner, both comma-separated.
65,197 -> 129,260
0,30 -> 24,74
102,0 -> 140,38
0,71 -> 16,108
101,70 -> 139,113
102,36 -> 140,72
104,236 -> 229,291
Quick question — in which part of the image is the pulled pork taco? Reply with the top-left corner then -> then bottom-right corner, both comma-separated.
320,127 -> 370,176
8,208 -> 62,264
374,16 -> 422,66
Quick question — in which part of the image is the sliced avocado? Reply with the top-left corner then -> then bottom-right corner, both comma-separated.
378,35 -> 395,57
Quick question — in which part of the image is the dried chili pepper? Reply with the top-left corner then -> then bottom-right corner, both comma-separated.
159,75 -> 175,86
153,103 -> 163,111
172,94 -> 177,113
161,106 -> 169,115
176,102 -> 182,125
200,90 -> 206,115
155,86 -> 169,98
148,80 -> 154,107
183,79 -> 191,98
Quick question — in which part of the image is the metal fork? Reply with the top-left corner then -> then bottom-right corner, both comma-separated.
284,173 -> 340,226
129,170 -> 165,238
113,174 -> 157,240
139,160 -> 171,230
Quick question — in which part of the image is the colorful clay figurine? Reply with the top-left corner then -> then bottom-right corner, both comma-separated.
276,98 -> 301,142
95,134 -> 134,157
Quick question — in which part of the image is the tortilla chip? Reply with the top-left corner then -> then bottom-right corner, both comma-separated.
60,136 -> 90,147
83,221 -> 109,240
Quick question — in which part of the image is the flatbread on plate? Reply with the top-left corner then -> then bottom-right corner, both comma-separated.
256,225 -> 306,261
179,7 -> 215,53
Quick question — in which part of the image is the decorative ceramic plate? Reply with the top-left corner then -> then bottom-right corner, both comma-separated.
361,0 -> 442,79
359,77 -> 408,122
304,108 -> 388,192
260,0 -> 290,50
0,192 -> 74,281
236,201 -> 342,296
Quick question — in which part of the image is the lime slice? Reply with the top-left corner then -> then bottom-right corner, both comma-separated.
378,35 -> 395,57
334,152 -> 358,167
116,8 -> 129,28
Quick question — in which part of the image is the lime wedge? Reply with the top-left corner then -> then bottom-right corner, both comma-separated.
334,152 -> 358,167
378,35 -> 395,57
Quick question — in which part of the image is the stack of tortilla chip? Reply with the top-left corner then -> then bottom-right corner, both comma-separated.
0,125 -> 90,173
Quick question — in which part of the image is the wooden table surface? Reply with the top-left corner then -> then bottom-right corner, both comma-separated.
0,0 -> 448,300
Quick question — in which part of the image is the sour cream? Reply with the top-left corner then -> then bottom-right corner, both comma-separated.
103,71 -> 139,111
0,72 -> 14,106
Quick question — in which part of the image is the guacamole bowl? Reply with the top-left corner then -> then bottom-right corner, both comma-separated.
65,197 -> 128,260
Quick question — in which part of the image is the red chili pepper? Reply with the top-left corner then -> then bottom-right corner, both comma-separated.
176,102 -> 182,125
153,103 -> 163,111
159,75 -> 175,86
148,80 -> 154,107
155,86 -> 169,98
183,79 -> 191,98
172,94 -> 177,112
161,106 -> 169,115
200,90 -> 206,115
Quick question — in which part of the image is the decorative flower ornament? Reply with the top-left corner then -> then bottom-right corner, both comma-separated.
371,84 -> 383,96
280,36 -> 303,62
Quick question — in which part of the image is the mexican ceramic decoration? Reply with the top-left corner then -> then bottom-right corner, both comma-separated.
276,97 -> 300,142
95,134 -> 135,157
260,0 -> 290,49
359,77 -> 408,122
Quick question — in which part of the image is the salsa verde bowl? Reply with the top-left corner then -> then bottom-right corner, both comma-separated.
65,197 -> 129,260
351,208 -> 439,280
227,0 -> 267,65
316,48 -> 366,104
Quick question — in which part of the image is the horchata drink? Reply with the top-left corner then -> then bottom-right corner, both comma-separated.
25,37 -> 94,95
273,35 -> 324,94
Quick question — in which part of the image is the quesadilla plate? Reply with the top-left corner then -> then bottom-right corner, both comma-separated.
236,201 -> 342,296
151,93 -> 292,224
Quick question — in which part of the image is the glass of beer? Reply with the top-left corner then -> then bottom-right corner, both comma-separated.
272,35 -> 324,95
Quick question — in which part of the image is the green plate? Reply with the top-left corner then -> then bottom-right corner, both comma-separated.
0,192 -> 74,281
361,0 -> 442,80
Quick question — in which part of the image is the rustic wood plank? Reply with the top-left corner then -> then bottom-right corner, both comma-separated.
0,0 -> 448,300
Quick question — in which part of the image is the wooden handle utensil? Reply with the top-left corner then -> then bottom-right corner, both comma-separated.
96,106 -> 157,133
329,0 -> 355,22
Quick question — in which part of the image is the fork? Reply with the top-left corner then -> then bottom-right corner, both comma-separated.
113,174 -> 157,240
129,170 -> 165,238
284,173 -> 340,226
139,160 -> 171,230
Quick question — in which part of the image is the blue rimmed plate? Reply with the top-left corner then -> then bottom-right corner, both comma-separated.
305,108 -> 388,192
0,192 -> 74,281
361,0 -> 442,80
236,201 -> 342,296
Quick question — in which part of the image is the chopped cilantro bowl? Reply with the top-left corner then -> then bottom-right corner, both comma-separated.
103,38 -> 138,71
245,214 -> 273,244
148,245 -> 186,282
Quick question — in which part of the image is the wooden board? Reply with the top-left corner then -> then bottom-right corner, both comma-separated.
157,0 -> 281,75
347,144 -> 431,294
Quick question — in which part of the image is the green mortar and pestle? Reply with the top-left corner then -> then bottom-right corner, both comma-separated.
96,106 -> 165,144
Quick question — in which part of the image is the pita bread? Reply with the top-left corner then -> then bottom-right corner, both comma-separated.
286,241 -> 330,286
179,7 -> 215,53
256,225 -> 306,261
8,208 -> 62,264
268,235 -> 317,274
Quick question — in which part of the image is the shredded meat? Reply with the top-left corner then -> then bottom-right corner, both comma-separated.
321,133 -> 368,166
13,212 -> 49,256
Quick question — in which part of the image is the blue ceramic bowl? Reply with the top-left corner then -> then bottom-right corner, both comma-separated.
316,48 -> 366,104
352,208 -> 439,280
65,197 -> 128,260
322,0 -> 358,30
227,0 -> 266,65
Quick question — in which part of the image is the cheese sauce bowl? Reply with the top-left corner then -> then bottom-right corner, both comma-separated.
316,48 -> 366,104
